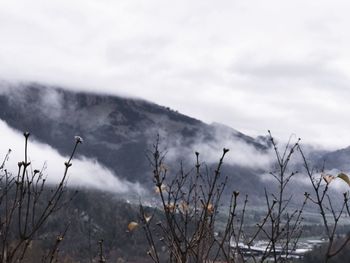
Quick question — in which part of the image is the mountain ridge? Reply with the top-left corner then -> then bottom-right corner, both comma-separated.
1,82 -> 350,200
0,83 -> 268,187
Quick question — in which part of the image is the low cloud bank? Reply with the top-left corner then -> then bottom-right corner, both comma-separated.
0,120 -> 144,195
162,123 -> 274,169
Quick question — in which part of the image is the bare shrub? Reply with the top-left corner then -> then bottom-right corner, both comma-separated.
299,145 -> 350,262
134,133 -> 307,263
0,132 -> 81,262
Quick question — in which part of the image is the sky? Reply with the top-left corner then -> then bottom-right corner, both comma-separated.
1,0 -> 350,148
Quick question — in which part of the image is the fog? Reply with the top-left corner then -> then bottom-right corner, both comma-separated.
160,124 -> 274,170
0,120 -> 144,195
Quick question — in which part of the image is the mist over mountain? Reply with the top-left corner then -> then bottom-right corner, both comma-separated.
0,82 -> 348,201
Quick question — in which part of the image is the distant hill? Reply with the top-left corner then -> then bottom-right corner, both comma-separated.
0,83 -> 272,195
1,82 -> 349,201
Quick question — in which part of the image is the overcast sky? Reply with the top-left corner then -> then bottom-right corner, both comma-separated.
1,0 -> 350,149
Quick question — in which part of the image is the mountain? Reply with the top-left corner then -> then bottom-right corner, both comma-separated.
317,146 -> 350,171
0,83 -> 271,194
2,82 -> 349,202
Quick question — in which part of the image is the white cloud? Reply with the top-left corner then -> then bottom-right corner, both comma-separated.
0,120 -> 144,195
1,0 -> 350,148
162,123 -> 274,169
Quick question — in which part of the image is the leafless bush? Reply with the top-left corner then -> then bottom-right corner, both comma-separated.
244,132 -> 307,262
299,145 -> 350,262
0,132 -> 82,263
134,133 -> 308,263
139,136 -> 230,262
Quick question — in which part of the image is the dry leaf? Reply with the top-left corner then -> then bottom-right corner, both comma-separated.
179,201 -> 189,213
207,203 -> 214,214
322,174 -> 335,184
203,203 -> 214,214
165,203 -> 175,213
127,221 -> 139,231
155,184 -> 167,193
144,214 -> 152,223
338,173 -> 350,187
